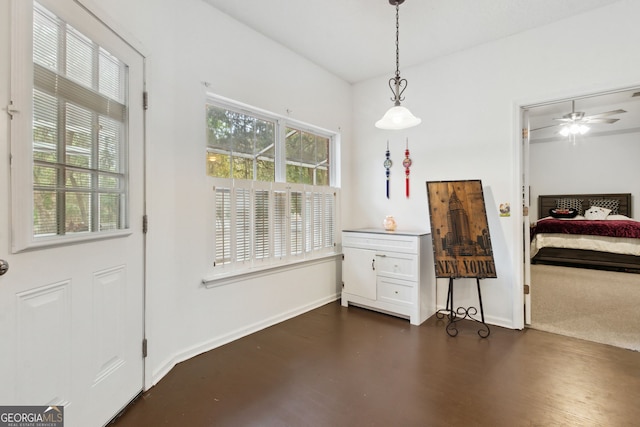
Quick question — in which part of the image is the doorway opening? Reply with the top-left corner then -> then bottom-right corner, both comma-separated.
520,87 -> 640,351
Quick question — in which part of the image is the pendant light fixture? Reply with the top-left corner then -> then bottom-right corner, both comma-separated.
375,0 -> 421,130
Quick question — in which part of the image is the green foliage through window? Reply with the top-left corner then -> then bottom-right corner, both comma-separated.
285,128 -> 329,185
206,102 -> 332,186
206,105 -> 275,182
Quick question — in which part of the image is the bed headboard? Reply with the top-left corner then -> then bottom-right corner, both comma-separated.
538,193 -> 632,219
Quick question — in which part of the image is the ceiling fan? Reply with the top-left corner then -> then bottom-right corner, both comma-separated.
532,100 -> 626,135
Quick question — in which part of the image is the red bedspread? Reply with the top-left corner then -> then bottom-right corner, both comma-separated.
532,219 -> 640,239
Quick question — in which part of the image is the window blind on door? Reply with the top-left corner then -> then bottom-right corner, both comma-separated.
32,1 -> 128,237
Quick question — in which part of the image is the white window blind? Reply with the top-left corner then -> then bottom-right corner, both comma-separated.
211,181 -> 338,274
324,192 -> 335,248
32,1 -> 128,237
274,190 -> 287,259
214,188 -> 231,266
304,191 -> 313,253
254,188 -> 270,261
290,191 -> 303,256
235,187 -> 251,263
313,192 -> 322,250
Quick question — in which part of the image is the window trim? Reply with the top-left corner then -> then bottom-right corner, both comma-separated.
10,0 -> 37,253
204,93 -> 341,281
10,0 -> 139,253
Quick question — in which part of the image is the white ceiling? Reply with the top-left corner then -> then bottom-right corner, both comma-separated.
202,0 -> 621,84
202,0 -> 640,138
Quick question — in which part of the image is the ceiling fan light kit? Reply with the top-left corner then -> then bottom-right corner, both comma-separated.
559,123 -> 589,137
375,0 -> 421,130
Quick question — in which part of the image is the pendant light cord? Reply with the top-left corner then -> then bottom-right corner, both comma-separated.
395,2 -> 401,79
388,1 -> 406,106
375,0 -> 421,129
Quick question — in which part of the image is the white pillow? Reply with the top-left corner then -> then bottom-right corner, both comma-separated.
584,206 -> 611,220
559,215 -> 585,221
606,214 -> 632,221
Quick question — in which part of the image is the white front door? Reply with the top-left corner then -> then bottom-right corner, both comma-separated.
0,1 -> 145,425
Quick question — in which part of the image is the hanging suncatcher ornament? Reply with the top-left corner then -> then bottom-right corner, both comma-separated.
384,140 -> 392,199
402,138 -> 412,198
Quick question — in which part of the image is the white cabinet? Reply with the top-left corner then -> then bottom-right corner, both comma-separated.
341,229 -> 435,325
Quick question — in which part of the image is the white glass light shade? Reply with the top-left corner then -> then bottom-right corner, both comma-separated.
559,123 -> 590,137
375,105 -> 422,130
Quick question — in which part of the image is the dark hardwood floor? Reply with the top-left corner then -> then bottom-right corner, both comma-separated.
111,301 -> 640,426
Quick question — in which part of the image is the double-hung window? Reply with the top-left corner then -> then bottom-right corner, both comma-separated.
206,95 -> 339,277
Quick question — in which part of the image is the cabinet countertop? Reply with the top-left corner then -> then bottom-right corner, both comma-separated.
342,228 -> 430,237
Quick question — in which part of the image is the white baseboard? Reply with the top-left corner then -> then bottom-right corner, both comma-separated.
150,294 -> 340,388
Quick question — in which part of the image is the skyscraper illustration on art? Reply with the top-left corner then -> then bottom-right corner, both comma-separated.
427,180 -> 496,278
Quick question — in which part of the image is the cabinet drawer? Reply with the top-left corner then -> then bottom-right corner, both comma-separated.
378,278 -> 414,306
343,232 -> 418,254
376,253 -> 417,281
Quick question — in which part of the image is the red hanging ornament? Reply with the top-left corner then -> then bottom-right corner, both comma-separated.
402,138 -> 412,198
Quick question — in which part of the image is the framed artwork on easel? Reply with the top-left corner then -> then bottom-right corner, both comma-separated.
426,180 -> 497,279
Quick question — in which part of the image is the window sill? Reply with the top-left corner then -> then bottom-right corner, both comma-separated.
13,229 -> 134,253
202,252 -> 341,289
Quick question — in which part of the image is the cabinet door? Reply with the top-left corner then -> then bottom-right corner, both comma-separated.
343,247 -> 377,300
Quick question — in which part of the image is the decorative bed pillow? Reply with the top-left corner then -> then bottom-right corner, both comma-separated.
606,214 -> 632,221
556,198 -> 583,216
549,208 -> 578,219
584,206 -> 611,220
588,198 -> 620,215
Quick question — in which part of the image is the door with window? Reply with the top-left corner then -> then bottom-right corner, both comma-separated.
0,1 -> 145,425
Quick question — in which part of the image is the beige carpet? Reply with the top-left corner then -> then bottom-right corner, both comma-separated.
531,264 -> 640,352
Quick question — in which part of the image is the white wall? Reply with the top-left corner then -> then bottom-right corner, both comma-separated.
351,0 -> 640,329
529,131 -> 640,219
79,0 -> 353,387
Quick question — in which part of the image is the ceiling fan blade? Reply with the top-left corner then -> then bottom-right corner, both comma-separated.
583,109 -> 626,119
543,106 -> 626,130
584,118 -> 620,124
531,124 -> 559,131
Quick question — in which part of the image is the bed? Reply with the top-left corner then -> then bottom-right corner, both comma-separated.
530,193 -> 640,273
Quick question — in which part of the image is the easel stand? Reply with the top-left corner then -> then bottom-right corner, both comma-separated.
436,277 -> 490,338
